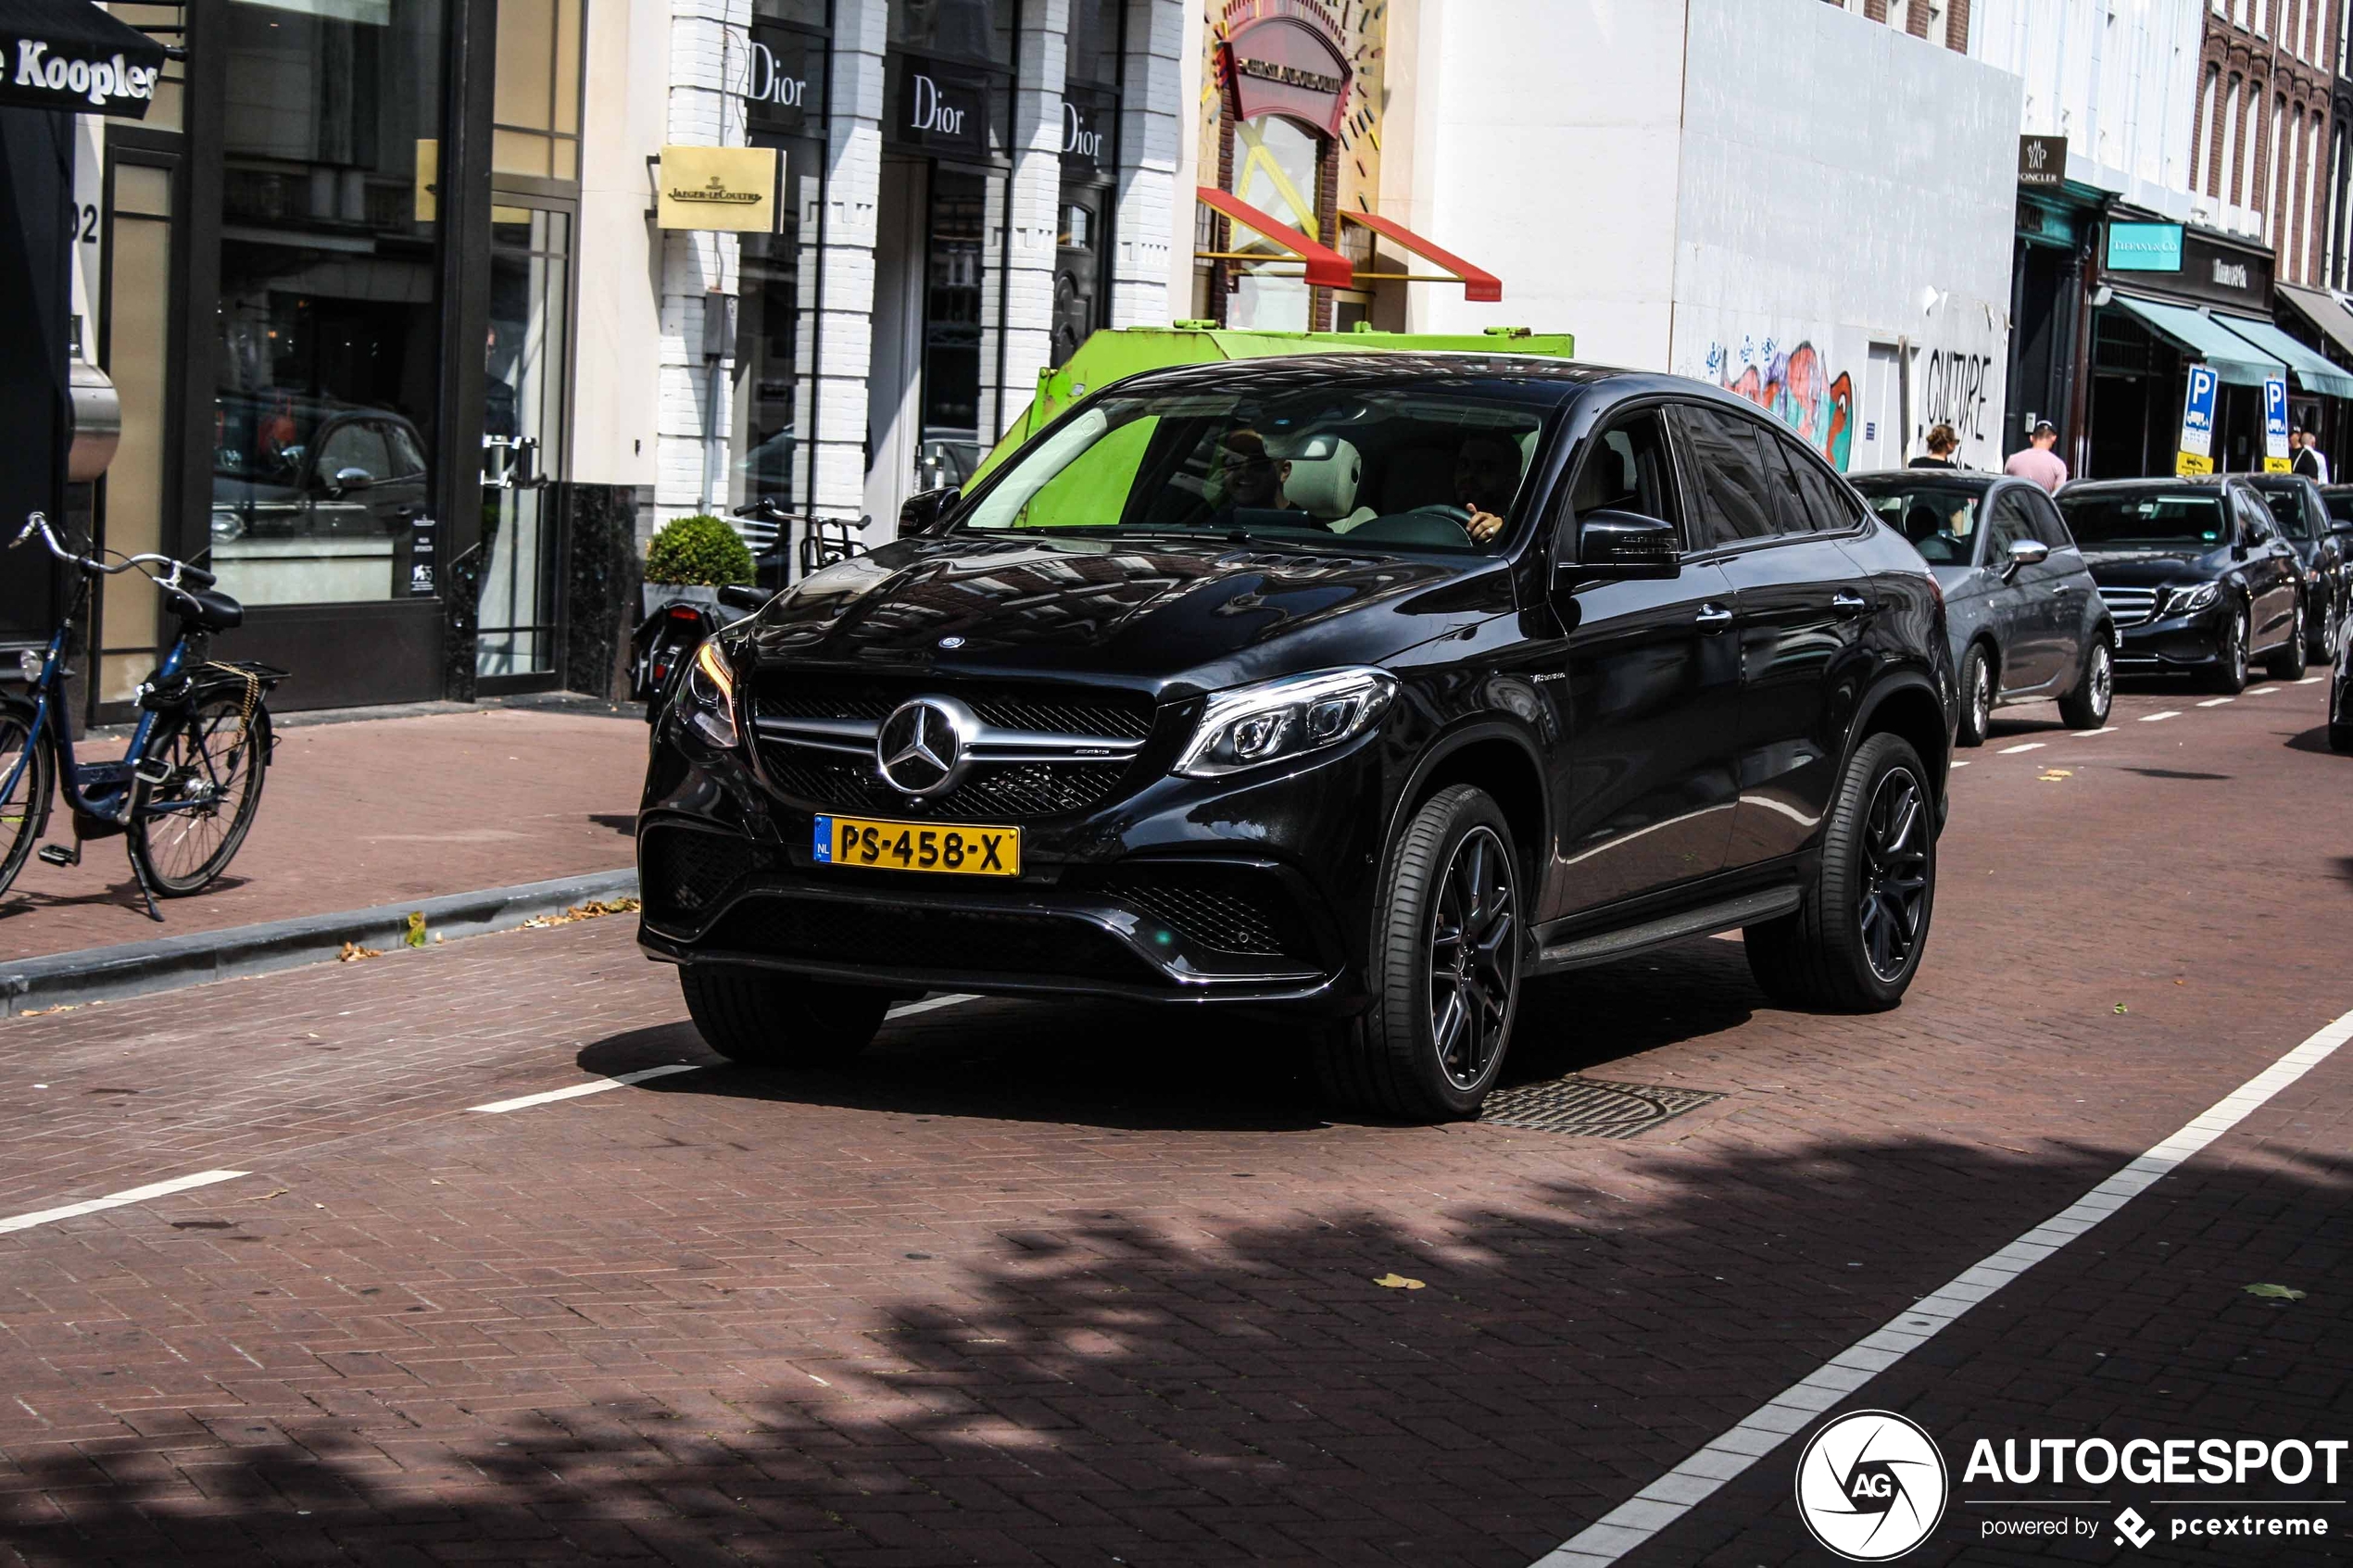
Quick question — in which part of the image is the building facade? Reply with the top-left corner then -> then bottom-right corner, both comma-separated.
41,0 -> 1191,721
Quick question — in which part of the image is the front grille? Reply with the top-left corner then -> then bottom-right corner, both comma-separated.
1096,867 -> 1305,958
756,675 -> 1155,741
641,828 -> 778,922
708,896 -> 1158,983
2097,585 -> 2160,627
758,748 -> 1131,820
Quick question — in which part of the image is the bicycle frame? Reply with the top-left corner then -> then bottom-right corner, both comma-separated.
6,620 -> 194,828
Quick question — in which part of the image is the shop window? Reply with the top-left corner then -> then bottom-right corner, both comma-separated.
209,0 -> 447,609
1053,0 -> 1122,367
494,0 -> 582,182
890,0 -> 1013,67
1228,116 -> 1326,331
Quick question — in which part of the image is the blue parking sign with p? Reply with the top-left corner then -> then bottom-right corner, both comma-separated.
2263,374 -> 2292,471
2176,364 -> 2218,476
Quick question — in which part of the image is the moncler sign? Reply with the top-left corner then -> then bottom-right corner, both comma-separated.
0,2 -> 170,119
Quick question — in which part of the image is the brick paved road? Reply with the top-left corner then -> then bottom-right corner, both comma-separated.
0,681 -> 2346,1565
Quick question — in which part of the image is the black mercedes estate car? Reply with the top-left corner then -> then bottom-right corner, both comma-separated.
637,357 -> 1956,1121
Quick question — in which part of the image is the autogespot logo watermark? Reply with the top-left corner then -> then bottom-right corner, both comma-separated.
1795,1411 -> 1950,1561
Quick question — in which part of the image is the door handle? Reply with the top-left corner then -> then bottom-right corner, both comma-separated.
1694,603 -> 1733,633
1831,591 -> 1869,616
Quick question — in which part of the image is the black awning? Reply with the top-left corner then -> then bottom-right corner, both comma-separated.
0,0 -> 167,119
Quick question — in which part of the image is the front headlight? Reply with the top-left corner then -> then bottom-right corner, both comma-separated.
2164,581 -> 2221,616
1175,667 -> 1398,778
682,638 -> 739,748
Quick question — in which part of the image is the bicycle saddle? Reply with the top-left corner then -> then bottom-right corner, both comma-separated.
163,583 -> 245,632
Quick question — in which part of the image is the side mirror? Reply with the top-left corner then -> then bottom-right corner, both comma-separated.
327,466 -> 374,497
2001,538 -> 2050,577
899,485 -> 962,535
1559,509 -> 1680,583
716,584 -> 771,614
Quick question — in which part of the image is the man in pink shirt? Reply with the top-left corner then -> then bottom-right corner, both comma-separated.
2004,419 -> 2070,494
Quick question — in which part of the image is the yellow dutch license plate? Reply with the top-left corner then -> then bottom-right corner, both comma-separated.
812,813 -> 1022,877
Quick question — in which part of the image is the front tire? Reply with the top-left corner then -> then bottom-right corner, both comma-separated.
2267,597 -> 2309,680
1956,645 -> 1993,747
1743,733 -> 1935,1012
0,699 -> 53,898
2057,634 -> 2113,729
1315,784 -> 1522,1122
680,966 -> 892,1066
2208,604 -> 2250,694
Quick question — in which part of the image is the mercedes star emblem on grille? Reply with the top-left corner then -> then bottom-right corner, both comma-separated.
875,696 -> 975,796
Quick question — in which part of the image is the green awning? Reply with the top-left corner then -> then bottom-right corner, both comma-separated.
2107,292 -> 2284,386
2211,310 -> 2353,399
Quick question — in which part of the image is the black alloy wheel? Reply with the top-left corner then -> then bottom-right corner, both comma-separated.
1314,784 -> 1523,1122
1856,766 -> 1931,983
1428,824 -> 1518,1094
1744,731 -> 1936,1012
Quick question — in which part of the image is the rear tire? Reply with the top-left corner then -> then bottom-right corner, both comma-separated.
2057,634 -> 2113,730
1314,784 -> 1522,1122
2208,604 -> 2250,694
1955,645 -> 1993,747
128,698 -> 270,897
1743,733 -> 1935,1012
0,700 -> 52,898
2267,597 -> 2309,681
679,965 -> 891,1066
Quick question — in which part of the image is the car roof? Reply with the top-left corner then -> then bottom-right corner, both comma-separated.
1101,353 -> 1799,421
1847,469 -> 1999,492
2057,476 -> 2241,495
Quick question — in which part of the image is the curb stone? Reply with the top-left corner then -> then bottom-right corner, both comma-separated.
0,868 -> 638,1018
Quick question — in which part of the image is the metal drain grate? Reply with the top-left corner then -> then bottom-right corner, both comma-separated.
1479,1075 -> 1724,1137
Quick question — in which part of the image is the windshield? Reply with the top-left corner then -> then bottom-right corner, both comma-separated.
2327,491 -> 2353,528
2057,491 -> 2229,548
957,384 -> 1555,553
2258,488 -> 2315,539
1849,479 -> 1982,566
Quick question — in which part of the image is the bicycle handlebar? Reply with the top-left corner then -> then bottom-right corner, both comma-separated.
14,512 -> 210,589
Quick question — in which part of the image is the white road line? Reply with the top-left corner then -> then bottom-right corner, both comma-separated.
1948,760 -> 1970,769
2297,675 -> 2326,685
2140,710 -> 2182,721
1528,1007 -> 2353,1568
2196,697 -> 2234,708
0,1170 -> 250,1236
468,994 -> 980,1113
2247,685 -> 2280,696
2072,727 -> 2119,738
471,1063 -> 705,1113
1997,742 -> 2044,755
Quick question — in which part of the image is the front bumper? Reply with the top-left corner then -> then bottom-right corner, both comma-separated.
635,712 -> 1390,1010
2113,606 -> 2227,670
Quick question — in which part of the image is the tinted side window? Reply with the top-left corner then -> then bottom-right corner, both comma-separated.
1986,493 -> 2038,558
1756,436 -> 1818,534
2025,490 -> 2073,549
1672,406 -> 1779,548
1780,436 -> 1863,533
1569,410 -> 1682,533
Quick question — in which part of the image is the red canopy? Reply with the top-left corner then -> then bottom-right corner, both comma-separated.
1341,212 -> 1503,303
1194,186 -> 1353,291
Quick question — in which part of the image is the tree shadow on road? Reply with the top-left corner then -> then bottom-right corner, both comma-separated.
6,1113 -> 2348,1567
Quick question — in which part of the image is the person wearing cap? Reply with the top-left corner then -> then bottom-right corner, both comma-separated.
2004,420 -> 2069,495
1907,424 -> 1960,469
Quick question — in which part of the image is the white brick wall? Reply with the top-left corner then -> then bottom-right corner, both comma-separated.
811,0 -> 888,534
1113,0 -> 1184,329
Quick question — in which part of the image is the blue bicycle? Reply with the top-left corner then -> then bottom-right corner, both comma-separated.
2,512 -> 283,920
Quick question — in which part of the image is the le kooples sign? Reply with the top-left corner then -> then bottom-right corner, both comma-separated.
0,2 -> 169,119
656,145 -> 781,232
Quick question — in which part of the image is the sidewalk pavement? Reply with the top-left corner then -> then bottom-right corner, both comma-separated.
0,702 -> 648,964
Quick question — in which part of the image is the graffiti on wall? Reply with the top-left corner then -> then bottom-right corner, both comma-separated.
1705,337 -> 1855,470
1920,349 -> 1994,445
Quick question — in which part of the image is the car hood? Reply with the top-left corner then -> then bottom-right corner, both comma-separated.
2080,546 -> 2231,585
736,532 -> 1513,698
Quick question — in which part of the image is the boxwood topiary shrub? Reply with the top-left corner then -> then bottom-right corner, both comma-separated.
644,513 -> 756,586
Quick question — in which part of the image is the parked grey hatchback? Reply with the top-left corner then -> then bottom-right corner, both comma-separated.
1850,471 -> 2113,745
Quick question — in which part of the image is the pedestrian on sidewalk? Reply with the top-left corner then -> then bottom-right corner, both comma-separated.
2004,420 -> 2069,494
1908,425 -> 1961,469
2293,429 -> 2331,483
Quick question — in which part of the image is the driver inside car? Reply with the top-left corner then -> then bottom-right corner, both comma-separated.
1206,429 -> 1294,512
1456,430 -> 1525,544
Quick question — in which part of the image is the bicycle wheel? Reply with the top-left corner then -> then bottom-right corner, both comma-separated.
128,695 -> 271,896
0,700 -> 51,897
